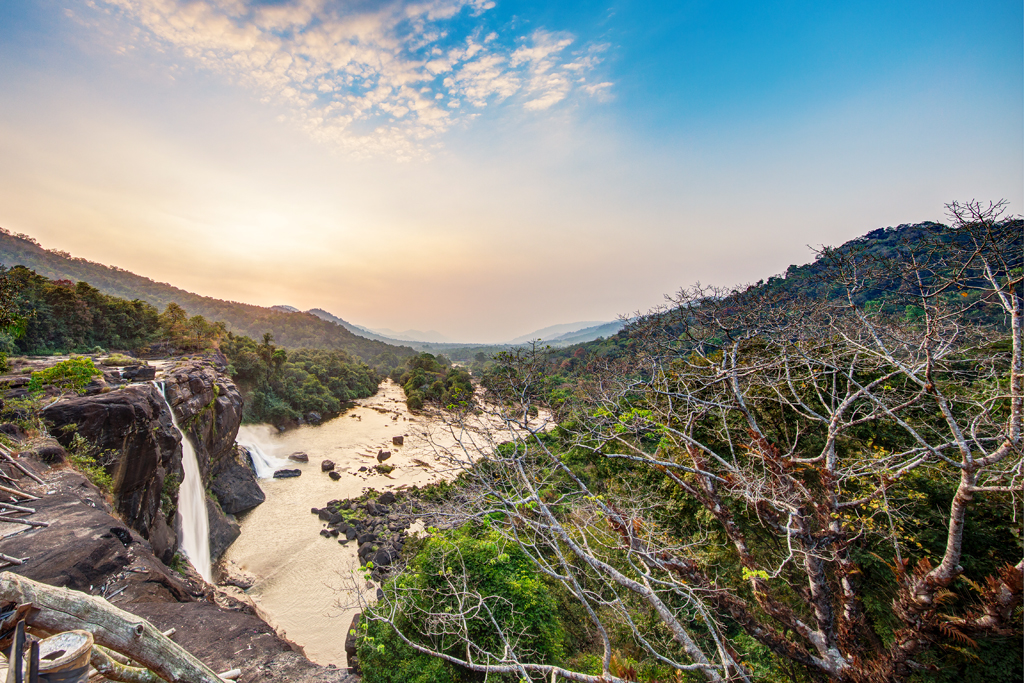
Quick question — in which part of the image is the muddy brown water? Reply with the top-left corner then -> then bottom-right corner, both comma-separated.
221,380 -> 453,667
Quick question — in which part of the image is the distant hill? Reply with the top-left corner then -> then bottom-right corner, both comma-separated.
507,321 -> 610,345
0,228 -> 415,366
544,320 -> 626,346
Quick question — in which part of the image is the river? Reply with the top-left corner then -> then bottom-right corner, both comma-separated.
220,380 -> 454,667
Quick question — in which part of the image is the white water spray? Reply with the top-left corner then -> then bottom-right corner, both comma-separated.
154,381 -> 211,582
240,441 -> 288,479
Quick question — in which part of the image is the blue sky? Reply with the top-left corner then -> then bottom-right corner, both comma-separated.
0,0 -> 1020,341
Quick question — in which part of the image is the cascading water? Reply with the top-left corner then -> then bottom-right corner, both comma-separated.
154,381 -> 211,582
240,441 -> 288,479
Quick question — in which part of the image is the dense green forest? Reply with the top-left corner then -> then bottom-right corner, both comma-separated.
361,206 -> 1023,683
0,228 -> 416,367
0,265 -> 382,425
390,352 -> 474,410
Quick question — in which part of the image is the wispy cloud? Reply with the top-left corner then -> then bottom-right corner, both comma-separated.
80,0 -> 611,157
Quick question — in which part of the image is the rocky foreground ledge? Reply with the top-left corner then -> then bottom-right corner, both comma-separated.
0,449 -> 359,681
0,356 -> 360,682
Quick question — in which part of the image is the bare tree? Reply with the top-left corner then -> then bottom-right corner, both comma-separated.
358,202 -> 1022,682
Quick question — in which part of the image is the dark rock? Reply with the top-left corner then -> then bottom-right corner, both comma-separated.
358,542 -> 373,558
372,546 -> 398,567
41,383 -> 181,548
148,512 -> 177,565
328,471 -> 341,481
121,365 -> 157,382
320,529 -> 331,538
288,452 -> 308,462
211,459 -> 265,515
328,513 -> 343,525
357,532 -> 377,545
18,439 -> 67,465
378,491 -> 396,505
207,497 -> 241,561
344,613 -> 361,673
321,460 -> 335,472
338,539 -> 348,545
305,412 -> 322,424
329,529 -> 339,537
358,466 -> 368,472
376,450 -> 391,463
318,508 -> 333,521
311,507 -> 320,515
392,435 -> 404,446
0,423 -> 25,441
345,528 -> 357,541
109,527 -> 133,547
273,469 -> 301,479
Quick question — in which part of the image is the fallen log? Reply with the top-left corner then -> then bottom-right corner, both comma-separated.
0,573 -> 225,683
0,503 -> 35,514
0,455 -> 45,487
91,646 -> 162,683
0,554 -> 24,566
0,517 -> 48,528
0,485 -> 37,502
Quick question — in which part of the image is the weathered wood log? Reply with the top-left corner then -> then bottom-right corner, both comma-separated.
0,554 -> 24,566
0,517 -> 47,528
0,456 -> 44,487
0,573 -> 225,683
0,504 -> 35,515
0,485 -> 37,502
91,646 -> 163,683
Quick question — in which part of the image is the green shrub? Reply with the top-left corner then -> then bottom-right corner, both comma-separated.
27,357 -> 101,393
101,353 -> 143,367
358,525 -> 565,683
67,432 -> 115,492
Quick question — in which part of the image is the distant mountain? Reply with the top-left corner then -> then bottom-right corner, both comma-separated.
544,320 -> 626,346
373,328 -> 453,344
508,321 -> 609,345
0,229 -> 415,365
306,308 -> 405,344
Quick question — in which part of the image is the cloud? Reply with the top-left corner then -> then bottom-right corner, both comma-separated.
85,0 -> 612,157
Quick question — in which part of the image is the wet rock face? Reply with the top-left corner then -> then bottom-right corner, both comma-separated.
160,362 -> 244,481
211,447 -> 266,515
207,498 -> 241,562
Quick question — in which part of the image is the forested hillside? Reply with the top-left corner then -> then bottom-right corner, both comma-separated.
363,203 -> 1023,683
0,228 -> 415,366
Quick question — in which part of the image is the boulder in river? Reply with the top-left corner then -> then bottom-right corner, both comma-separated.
321,459 -> 335,472
392,435 -> 404,446
376,450 -> 391,463
288,452 -> 309,462
273,469 -> 301,478
329,471 -> 341,481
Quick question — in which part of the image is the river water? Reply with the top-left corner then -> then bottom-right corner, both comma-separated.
221,380 -> 454,667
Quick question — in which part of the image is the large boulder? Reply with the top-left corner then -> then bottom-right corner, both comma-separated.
40,360 -> 246,562
207,497 -> 241,562
41,383 -> 180,550
211,447 -> 265,515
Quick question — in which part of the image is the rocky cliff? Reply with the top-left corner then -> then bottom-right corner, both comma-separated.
40,358 -> 262,564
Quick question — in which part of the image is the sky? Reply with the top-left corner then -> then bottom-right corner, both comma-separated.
0,0 -> 1021,343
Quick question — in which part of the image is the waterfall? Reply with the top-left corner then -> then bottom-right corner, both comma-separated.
154,381 -> 211,582
240,441 -> 288,479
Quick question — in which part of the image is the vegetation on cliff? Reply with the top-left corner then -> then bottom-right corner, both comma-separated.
357,202 -> 1023,683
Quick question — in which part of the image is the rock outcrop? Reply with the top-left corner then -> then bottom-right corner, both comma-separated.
0,450 -> 358,683
40,382 -> 182,563
40,359 -> 257,565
